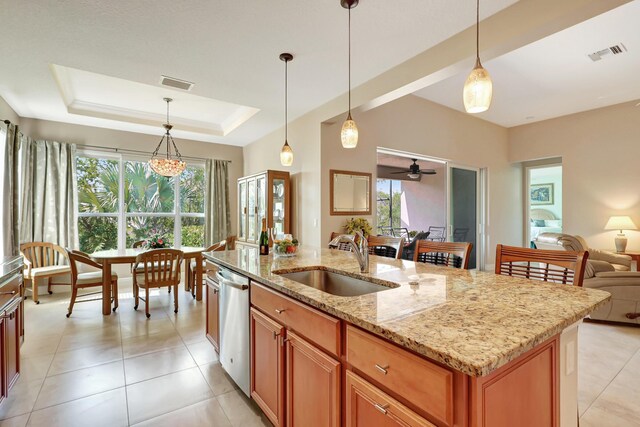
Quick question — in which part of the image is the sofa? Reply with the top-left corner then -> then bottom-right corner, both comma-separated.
534,233 -> 640,325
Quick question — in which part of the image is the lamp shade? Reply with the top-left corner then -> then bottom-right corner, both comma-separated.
341,118 -> 359,148
280,141 -> 293,166
463,61 -> 493,114
604,216 -> 638,231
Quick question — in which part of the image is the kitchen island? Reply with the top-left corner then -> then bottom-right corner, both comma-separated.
204,247 -> 610,427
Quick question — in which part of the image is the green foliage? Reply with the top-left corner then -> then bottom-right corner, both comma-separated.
76,156 -> 205,253
344,217 -> 373,238
376,185 -> 402,229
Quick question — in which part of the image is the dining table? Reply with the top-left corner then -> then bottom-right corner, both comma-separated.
90,246 -> 205,315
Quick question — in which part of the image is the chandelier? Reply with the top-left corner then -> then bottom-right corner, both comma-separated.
149,97 -> 186,177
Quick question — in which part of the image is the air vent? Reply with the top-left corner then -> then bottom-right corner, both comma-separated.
159,75 -> 194,91
588,43 -> 627,62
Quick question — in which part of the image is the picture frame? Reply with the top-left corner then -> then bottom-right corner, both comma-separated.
530,183 -> 554,205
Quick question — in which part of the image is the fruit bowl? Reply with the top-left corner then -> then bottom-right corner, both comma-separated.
273,236 -> 299,257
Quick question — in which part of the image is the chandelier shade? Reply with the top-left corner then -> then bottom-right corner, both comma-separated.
464,0 -> 493,114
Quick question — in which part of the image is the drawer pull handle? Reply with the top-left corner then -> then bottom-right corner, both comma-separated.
273,331 -> 280,340
375,364 -> 389,375
0,291 -> 16,295
275,308 -> 286,314
374,403 -> 389,415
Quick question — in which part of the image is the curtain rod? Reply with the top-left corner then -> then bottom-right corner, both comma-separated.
78,144 -> 232,163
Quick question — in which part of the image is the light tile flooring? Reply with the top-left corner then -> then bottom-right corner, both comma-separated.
0,279 -> 638,426
0,279 -> 271,427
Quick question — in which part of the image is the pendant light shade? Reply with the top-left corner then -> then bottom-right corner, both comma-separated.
464,0 -> 492,114
279,53 -> 294,166
150,98 -> 186,177
341,0 -> 359,149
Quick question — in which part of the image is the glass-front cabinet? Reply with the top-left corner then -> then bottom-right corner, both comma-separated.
237,170 -> 291,245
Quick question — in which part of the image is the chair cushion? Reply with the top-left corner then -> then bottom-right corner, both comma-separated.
28,265 -> 71,278
76,271 -> 118,286
135,273 -> 178,287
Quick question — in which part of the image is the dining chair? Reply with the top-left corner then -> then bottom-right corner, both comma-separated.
367,236 -> 405,259
414,241 -> 473,269
495,244 -> 589,287
133,249 -> 184,318
186,236 -> 236,298
20,242 -> 71,304
65,249 -> 118,317
426,226 -> 447,242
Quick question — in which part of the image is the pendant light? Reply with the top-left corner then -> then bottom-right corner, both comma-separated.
463,0 -> 493,114
340,0 -> 359,149
149,98 -> 186,177
279,53 -> 294,167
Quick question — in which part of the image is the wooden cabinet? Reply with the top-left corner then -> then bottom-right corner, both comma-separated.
0,270 -> 22,404
238,170 -> 290,245
251,308 -> 285,427
286,330 -> 340,427
345,371 -> 435,427
205,277 -> 220,352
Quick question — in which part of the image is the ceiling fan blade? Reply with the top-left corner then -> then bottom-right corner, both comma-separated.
389,170 -> 409,174
420,170 -> 437,175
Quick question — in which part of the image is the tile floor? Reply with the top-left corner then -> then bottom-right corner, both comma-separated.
0,279 -> 271,427
0,279 -> 638,426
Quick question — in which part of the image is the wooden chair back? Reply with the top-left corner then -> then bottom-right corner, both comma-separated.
132,240 -> 145,249
66,249 -> 103,284
495,244 -> 589,287
414,241 -> 473,269
20,242 -> 67,267
367,236 -> 405,259
134,249 -> 183,288
225,235 -> 237,250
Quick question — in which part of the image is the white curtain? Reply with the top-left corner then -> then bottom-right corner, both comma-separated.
20,139 -> 79,249
1,122 -> 20,256
204,159 -> 231,246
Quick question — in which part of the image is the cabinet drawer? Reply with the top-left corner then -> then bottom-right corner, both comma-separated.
346,371 -> 435,427
251,282 -> 341,357
346,325 -> 454,426
205,261 -> 219,281
0,276 -> 20,312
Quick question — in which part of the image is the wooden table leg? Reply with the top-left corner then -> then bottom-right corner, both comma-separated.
102,261 -> 112,315
185,261 -> 192,291
195,254 -> 203,301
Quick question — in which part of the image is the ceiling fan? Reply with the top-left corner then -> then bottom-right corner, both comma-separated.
390,159 -> 436,179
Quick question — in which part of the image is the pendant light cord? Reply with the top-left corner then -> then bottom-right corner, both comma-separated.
285,58 -> 288,142
476,0 -> 480,61
348,5 -> 352,114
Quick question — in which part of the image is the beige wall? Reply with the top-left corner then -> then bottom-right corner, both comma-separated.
509,100 -> 640,251
0,97 -> 20,125
321,95 -> 521,266
19,117 -> 244,235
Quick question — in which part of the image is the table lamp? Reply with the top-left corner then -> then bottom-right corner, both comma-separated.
604,216 -> 637,253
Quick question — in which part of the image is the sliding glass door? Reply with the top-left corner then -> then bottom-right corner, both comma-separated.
447,165 -> 481,270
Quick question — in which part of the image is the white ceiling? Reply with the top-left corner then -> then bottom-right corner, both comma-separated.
414,0 -> 640,128
0,0 -> 517,146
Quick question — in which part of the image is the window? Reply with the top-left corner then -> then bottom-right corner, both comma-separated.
376,179 -> 403,233
77,153 -> 205,253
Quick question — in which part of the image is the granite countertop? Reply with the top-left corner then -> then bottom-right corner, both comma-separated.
0,256 -> 23,284
205,247 -> 610,377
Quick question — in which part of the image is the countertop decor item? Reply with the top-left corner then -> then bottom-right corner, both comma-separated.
463,0 -> 493,113
605,215 -> 638,252
279,53 -> 294,166
340,0 -> 359,148
149,97 -> 186,177
273,234 -> 299,257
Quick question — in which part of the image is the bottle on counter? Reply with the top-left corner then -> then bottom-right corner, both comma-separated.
259,218 -> 269,256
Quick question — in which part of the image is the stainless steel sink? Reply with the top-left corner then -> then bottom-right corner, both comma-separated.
276,269 -> 396,297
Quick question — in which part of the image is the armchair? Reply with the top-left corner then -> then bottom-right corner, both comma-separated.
20,242 -> 71,304
534,233 -> 640,324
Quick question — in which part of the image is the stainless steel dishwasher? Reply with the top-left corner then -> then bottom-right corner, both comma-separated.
216,266 -> 250,397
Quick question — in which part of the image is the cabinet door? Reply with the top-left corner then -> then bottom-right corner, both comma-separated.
205,279 -> 219,352
257,175 -> 266,231
3,300 -> 20,391
238,180 -> 247,241
345,371 -> 435,427
271,175 -> 288,236
286,331 -> 340,427
251,308 -> 285,427
247,178 -> 257,243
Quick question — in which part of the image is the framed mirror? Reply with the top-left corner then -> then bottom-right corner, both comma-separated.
330,170 -> 371,215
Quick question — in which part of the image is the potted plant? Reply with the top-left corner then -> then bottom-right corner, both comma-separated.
344,218 -> 373,238
143,230 -> 170,249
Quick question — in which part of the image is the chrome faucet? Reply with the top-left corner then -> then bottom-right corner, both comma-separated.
328,230 -> 369,273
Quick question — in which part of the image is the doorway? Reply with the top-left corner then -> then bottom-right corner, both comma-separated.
525,163 -> 563,247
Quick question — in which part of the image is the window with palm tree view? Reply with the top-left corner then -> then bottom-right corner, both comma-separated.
77,154 -> 205,253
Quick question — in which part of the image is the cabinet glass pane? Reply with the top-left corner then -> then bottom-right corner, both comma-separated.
257,176 -> 266,228
272,178 -> 286,235
247,178 -> 257,242
239,181 -> 247,240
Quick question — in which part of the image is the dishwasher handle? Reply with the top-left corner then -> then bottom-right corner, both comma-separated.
216,271 -> 249,291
